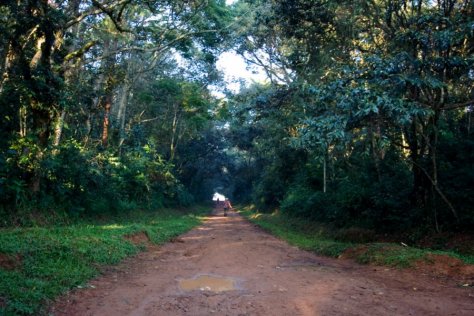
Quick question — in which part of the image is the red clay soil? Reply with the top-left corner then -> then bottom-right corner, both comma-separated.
50,210 -> 474,316
0,253 -> 21,271
414,254 -> 474,281
125,231 -> 151,246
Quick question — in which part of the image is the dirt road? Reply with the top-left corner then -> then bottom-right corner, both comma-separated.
51,210 -> 474,315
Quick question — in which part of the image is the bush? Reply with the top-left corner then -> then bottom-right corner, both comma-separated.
0,139 -> 194,226
334,227 -> 376,243
279,151 -> 415,231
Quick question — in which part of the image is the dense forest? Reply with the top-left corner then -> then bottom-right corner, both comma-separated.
1,0 -> 473,236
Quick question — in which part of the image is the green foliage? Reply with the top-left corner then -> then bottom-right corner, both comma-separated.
225,0 -> 474,235
277,150 -> 415,230
0,0 -> 473,253
242,207 -> 474,268
437,134 -> 474,229
0,138 -> 195,226
354,244 -> 426,268
0,207 -> 207,315
242,208 -> 353,258
0,0 -> 232,222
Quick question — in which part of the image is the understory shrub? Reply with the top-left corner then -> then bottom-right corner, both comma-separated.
280,152 -> 415,231
0,140 -> 193,226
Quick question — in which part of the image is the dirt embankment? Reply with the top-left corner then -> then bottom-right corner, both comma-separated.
51,210 -> 474,316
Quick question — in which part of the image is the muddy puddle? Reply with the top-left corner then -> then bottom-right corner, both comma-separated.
179,275 -> 236,292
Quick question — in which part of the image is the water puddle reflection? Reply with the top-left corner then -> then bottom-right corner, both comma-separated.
179,275 -> 236,292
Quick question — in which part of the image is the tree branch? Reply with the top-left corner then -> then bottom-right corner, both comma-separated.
91,0 -> 132,33
411,160 -> 459,220
65,0 -> 131,29
139,117 -> 160,123
419,99 -> 474,111
64,40 -> 97,62
441,100 -> 474,111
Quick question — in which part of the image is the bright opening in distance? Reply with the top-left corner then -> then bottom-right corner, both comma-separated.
212,51 -> 267,98
212,192 -> 226,201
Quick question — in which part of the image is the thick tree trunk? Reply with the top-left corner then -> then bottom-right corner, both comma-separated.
0,43 -> 15,94
30,106 -> 53,193
53,0 -> 82,147
27,1 -> 61,192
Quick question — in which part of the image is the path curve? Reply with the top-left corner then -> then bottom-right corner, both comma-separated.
51,210 -> 474,315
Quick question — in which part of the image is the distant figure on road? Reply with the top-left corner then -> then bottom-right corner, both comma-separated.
223,198 -> 232,217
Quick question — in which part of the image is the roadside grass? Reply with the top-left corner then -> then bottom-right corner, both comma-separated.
240,206 -> 474,268
242,209 -> 353,257
0,206 -> 209,315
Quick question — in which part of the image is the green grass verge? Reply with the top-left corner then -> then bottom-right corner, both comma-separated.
240,206 -> 474,268
0,206 -> 209,315
241,209 -> 353,257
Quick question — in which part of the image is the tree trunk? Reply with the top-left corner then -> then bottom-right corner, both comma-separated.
405,119 -> 427,208
84,113 -> 93,147
468,110 -> 472,135
30,105 -> 53,193
0,43 -> 15,94
53,109 -> 66,147
19,106 -> 27,137
170,104 -> 180,161
323,153 -> 327,193
117,78 -> 131,153
100,38 -> 118,148
369,122 -> 382,182
28,1 -> 61,192
53,0 -> 82,148
102,94 -> 112,147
